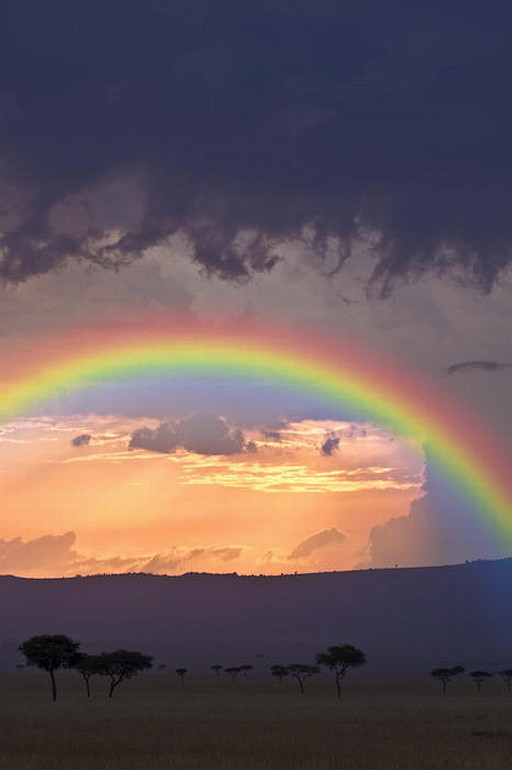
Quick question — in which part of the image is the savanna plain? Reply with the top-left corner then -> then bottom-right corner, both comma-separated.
2,672 -> 512,770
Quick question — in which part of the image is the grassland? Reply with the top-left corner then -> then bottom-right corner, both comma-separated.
1,671 -> 512,769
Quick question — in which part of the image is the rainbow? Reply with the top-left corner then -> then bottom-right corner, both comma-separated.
1,315 -> 510,539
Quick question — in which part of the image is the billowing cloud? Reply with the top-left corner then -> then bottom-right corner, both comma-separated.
288,527 -> 346,560
3,1 -> 512,291
0,532 -> 78,577
446,360 -> 512,375
71,433 -> 92,447
320,435 -> 340,456
129,414 -> 246,455
365,455 -> 510,568
0,532 -> 245,578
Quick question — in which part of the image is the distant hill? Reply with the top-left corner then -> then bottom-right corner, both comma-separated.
2,559 -> 512,673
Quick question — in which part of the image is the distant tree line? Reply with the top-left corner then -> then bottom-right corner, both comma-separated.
430,665 -> 512,694
18,634 -> 512,703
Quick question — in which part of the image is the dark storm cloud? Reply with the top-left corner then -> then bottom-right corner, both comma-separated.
288,527 -> 346,560
446,361 -> 512,375
71,433 -> 92,447
320,435 -> 340,456
3,1 -> 512,291
129,414 -> 246,455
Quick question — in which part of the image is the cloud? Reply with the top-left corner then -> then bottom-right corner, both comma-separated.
0,532 -> 78,577
0,532 -> 245,577
3,1 -> 512,291
446,360 -> 512,375
71,433 -> 92,447
365,453 -> 510,568
129,414 -> 246,455
288,527 -> 346,560
320,435 -> 340,456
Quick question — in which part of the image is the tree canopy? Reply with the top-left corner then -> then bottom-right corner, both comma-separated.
96,649 -> 153,698
18,634 -> 81,701
316,644 -> 367,698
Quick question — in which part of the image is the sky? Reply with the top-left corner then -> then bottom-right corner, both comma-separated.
1,0 -> 511,578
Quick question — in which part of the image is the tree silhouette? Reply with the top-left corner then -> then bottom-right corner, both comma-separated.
285,664 -> 319,695
224,666 -> 242,682
211,664 -> 223,676
97,649 -> 152,698
315,644 -> 367,698
73,653 -> 104,698
270,664 -> 289,684
430,666 -> 465,695
176,667 -> 187,684
470,670 -> 492,692
18,634 -> 80,702
239,664 -> 253,677
498,669 -> 512,693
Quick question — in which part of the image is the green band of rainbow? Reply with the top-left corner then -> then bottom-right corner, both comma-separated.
1,317 -> 510,540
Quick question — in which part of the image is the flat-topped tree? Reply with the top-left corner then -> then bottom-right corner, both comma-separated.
270,664 -> 289,684
211,665 -> 223,676
239,664 -> 253,677
97,649 -> 152,698
316,644 -> 367,698
224,666 -> 242,682
176,667 -> 187,684
430,666 -> 465,695
470,670 -> 492,692
286,664 -> 319,695
498,669 -> 512,693
19,634 -> 80,702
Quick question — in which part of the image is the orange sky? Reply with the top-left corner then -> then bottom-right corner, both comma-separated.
0,415 -> 423,577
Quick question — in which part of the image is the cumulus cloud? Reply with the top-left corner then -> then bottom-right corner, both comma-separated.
129,414 -> 246,455
71,433 -> 92,447
446,361 -> 512,375
2,1 -> 512,291
365,455 -> 510,568
0,532 -> 78,577
0,532 -> 245,577
288,527 -> 346,560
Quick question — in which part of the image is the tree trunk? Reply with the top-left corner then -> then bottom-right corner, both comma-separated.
442,680 -> 447,695
336,673 -> 341,699
297,677 -> 304,695
49,669 -> 57,702
85,676 -> 91,698
108,679 -> 116,698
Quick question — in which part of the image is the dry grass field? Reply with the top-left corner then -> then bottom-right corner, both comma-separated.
1,671 -> 512,769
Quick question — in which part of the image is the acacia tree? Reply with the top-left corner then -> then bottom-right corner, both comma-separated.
430,666 -> 465,695
18,634 -> 80,702
270,664 -> 289,684
498,669 -> 512,693
97,649 -> 153,698
315,644 -> 367,698
73,653 -> 104,698
211,664 -> 223,676
470,670 -> 492,693
176,667 -> 187,684
224,666 -> 242,682
286,664 -> 319,695
239,664 -> 253,677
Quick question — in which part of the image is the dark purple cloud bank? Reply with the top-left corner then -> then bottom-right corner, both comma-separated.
3,1 -> 512,291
